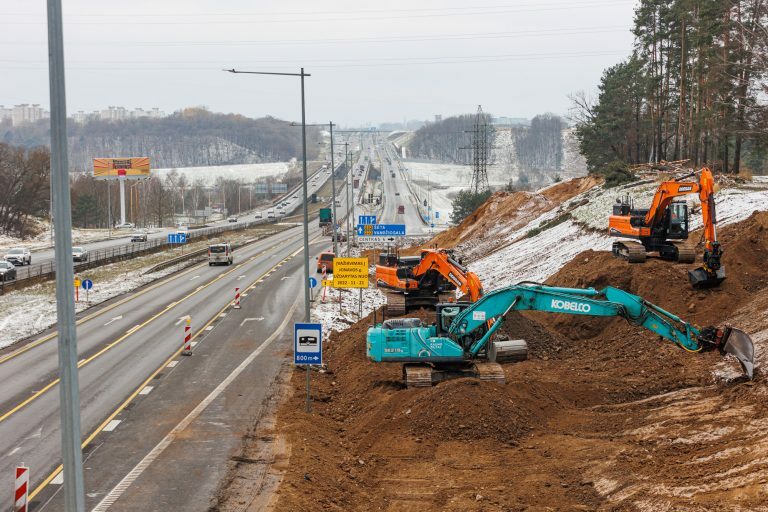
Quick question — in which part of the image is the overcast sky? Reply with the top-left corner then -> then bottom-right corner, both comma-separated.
1,0 -> 637,126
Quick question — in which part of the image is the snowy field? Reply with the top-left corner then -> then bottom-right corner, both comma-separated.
0,221 -> 131,253
154,162 -> 292,186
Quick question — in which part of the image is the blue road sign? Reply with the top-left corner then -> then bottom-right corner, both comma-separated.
294,323 -> 322,365
356,224 -> 406,237
435,211 -> 440,219
167,233 -> 187,244
359,215 -> 376,225
81,279 -> 93,290
308,276 -> 318,288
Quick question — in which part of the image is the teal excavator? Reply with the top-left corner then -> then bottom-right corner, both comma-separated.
366,282 -> 755,387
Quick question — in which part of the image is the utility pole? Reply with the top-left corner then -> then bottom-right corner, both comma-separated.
46,0 -> 86,510
342,141 -> 351,255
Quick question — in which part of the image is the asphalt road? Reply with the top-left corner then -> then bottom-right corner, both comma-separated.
375,142 -> 426,235
0,160 -> 355,509
8,164 -> 333,273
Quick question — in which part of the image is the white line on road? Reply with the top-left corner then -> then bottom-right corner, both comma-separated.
237,275 -> 246,280
126,325 -> 141,335
175,315 -> 191,326
219,313 -> 227,318
166,361 -> 178,368
91,301 -> 298,512
190,275 -> 200,280
205,326 -> 214,331
138,386 -> 153,395
51,473 -> 63,485
239,317 -> 264,327
103,420 -> 122,432
104,315 -> 123,326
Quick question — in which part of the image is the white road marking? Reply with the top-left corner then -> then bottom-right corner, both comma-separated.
166,302 -> 176,309
196,286 -> 204,291
104,315 -> 123,326
239,317 -> 264,327
237,275 -> 246,280
190,341 -> 198,348
138,386 -> 153,395
219,313 -> 227,318
166,361 -> 178,368
241,293 -> 248,297
8,447 -> 20,456
280,276 -> 291,281
51,473 -> 64,485
205,326 -> 214,331
103,420 -> 122,432
126,325 -> 141,335
190,275 -> 200,280
91,301 -> 298,512
175,315 -> 191,326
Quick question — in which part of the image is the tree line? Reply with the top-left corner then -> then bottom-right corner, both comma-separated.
572,0 -> 767,175
1,107 -> 321,171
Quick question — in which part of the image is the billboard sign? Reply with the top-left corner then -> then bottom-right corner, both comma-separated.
93,157 -> 150,180
271,183 -> 288,194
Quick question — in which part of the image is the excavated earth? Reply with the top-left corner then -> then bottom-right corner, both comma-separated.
249,211 -> 768,511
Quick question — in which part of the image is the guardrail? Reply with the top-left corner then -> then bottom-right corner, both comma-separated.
0,217 -> 292,296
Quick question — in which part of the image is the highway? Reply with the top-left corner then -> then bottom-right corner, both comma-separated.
5,164 -> 334,278
374,142 -> 427,235
0,155 -> 356,509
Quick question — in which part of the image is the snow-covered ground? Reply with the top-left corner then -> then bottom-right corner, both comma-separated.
0,219 -> 130,253
471,181 -> 768,289
154,162 -> 292,186
0,257 -> 194,350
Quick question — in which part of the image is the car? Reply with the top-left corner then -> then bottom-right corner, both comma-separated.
72,247 -> 88,262
395,192 -> 400,196
331,231 -> 347,243
208,242 -> 233,266
130,232 -> 148,242
4,247 -> 31,266
115,222 -> 134,229
267,210 -> 275,219
292,194 -> 298,199
254,212 -> 263,219
316,251 -> 336,273
228,216 -> 238,223
279,210 -> 286,216
276,204 -> 283,210
0,261 -> 16,281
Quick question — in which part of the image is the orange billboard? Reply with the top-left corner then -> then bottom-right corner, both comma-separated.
93,157 -> 150,180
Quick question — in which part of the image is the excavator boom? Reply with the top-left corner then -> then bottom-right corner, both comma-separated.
367,282 -> 755,386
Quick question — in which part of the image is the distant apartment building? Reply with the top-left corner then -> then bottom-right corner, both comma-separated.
10,104 -> 49,125
0,105 -> 11,122
99,106 -> 129,121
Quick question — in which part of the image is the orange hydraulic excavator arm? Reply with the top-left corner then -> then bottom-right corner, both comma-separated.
411,250 -> 484,302
643,168 -> 718,248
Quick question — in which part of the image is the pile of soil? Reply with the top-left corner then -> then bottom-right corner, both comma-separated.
263,211 -> 768,511
422,175 -> 602,252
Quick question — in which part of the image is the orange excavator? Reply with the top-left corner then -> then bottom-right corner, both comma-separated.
608,167 -> 725,288
376,248 -> 483,314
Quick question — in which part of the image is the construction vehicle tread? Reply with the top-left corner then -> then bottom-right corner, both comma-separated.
403,364 -> 433,388
671,242 -> 696,263
474,362 -> 506,384
386,292 -> 406,316
613,241 -> 646,263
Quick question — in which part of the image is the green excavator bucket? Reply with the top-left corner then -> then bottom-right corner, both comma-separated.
722,327 -> 755,379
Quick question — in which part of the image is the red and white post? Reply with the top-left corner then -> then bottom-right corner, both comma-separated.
321,265 -> 328,303
182,317 -> 192,356
233,287 -> 241,309
14,465 -> 29,512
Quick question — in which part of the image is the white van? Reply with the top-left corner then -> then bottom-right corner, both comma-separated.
208,242 -> 233,266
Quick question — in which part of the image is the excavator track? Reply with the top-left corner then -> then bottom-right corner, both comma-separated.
670,242 -> 696,263
386,292 -> 406,316
612,241 -> 646,263
473,362 -> 506,384
403,364 -> 433,388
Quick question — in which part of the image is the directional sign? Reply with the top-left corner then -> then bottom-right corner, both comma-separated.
331,257 -> 369,288
356,224 -> 405,237
81,279 -> 93,290
167,233 -> 187,244
359,215 -> 376,225
294,322 -> 322,365
435,211 -> 440,219
357,236 -> 400,244
308,276 -> 318,288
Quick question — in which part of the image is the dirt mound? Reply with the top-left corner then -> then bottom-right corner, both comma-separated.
421,175 -> 601,252
265,211 -> 768,511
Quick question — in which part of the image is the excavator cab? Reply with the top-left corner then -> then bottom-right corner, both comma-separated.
664,201 -> 689,239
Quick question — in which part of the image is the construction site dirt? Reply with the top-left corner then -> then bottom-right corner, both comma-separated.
219,211 -> 768,511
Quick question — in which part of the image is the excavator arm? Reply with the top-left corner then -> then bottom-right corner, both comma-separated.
449,282 -> 754,378
411,251 -> 484,301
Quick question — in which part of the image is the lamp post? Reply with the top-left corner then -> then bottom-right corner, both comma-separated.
339,142 -> 351,255
226,67 -> 312,322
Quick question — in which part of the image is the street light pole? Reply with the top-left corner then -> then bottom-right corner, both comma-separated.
226,68 -> 312,322
342,142 -> 351,255
46,0 -> 86,509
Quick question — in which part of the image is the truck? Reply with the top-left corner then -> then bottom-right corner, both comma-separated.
397,205 -> 405,215
319,207 -> 333,227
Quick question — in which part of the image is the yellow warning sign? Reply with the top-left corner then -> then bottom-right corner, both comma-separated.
322,279 -> 333,287
331,257 -> 369,288
74,278 -> 81,288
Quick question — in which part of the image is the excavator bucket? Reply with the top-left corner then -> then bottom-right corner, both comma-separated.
688,266 -> 726,288
721,327 -> 755,379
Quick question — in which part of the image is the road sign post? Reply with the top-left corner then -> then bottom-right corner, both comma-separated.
294,322 -> 322,412
81,279 -> 93,304
330,258 -> 369,288
74,277 -> 81,302
308,276 -> 318,302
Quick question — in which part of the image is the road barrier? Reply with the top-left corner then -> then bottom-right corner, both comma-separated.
15,465 -> 29,512
182,317 -> 192,356
233,287 -> 241,309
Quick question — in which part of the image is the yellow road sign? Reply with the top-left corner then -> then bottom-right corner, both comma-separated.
322,279 -> 333,287
331,257 -> 369,288
74,278 -> 81,288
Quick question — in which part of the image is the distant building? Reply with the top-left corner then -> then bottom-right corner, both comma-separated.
11,104 -> 49,125
434,114 -> 442,123
99,106 -> 129,121
72,110 -> 89,124
0,105 -> 11,122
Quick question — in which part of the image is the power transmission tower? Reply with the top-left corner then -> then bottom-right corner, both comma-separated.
469,105 -> 491,194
